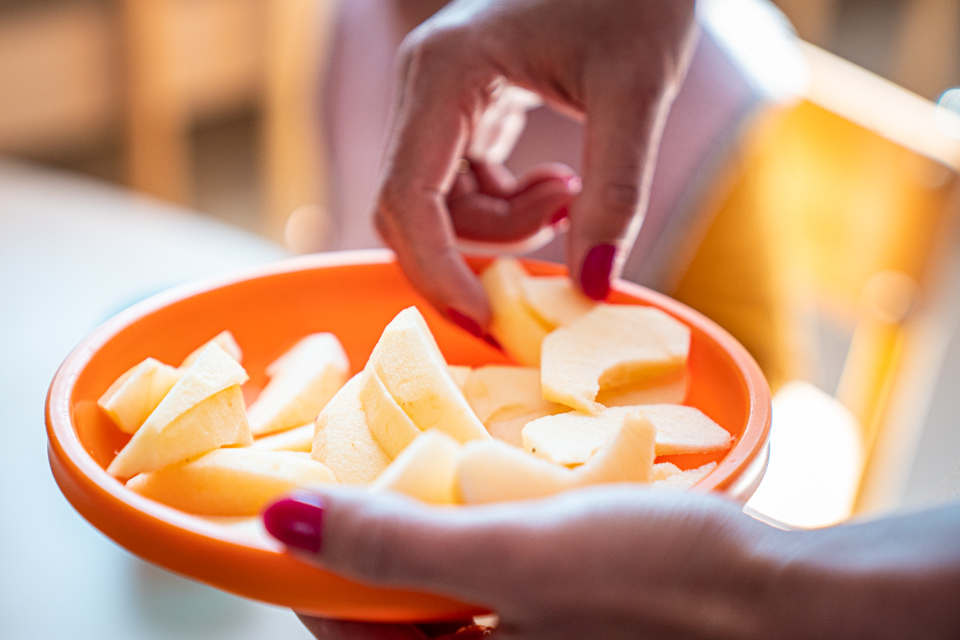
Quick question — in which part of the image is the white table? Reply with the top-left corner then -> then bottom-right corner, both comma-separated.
0,158 -> 313,640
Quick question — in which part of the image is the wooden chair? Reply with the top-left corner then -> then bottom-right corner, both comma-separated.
730,43 -> 960,527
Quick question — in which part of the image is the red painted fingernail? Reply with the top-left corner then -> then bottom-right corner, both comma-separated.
581,244 -> 616,300
447,308 -> 483,339
550,206 -> 569,225
262,492 -> 325,554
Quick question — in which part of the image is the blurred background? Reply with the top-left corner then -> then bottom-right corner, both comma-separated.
2,0 -> 957,241
2,1 -> 960,638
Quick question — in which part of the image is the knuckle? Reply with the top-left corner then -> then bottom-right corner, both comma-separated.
602,181 -> 642,219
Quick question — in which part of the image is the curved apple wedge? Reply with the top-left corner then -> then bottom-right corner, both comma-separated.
107,343 -> 251,479
541,304 -> 691,414
126,448 -> 336,516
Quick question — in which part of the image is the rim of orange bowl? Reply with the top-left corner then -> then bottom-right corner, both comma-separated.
46,248 -> 771,551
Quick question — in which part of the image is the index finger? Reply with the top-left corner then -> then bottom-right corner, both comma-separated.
374,37 -> 493,329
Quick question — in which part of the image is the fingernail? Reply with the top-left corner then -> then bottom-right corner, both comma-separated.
581,244 -> 616,300
262,492 -> 325,554
566,175 -> 582,194
447,308 -> 483,339
550,205 -> 569,225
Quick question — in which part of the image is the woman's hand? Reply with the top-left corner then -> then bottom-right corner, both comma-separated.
264,485 -> 779,639
373,0 -> 699,333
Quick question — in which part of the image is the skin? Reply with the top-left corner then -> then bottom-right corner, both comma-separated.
289,487 -> 960,639
289,0 -> 960,636
372,0 -> 699,326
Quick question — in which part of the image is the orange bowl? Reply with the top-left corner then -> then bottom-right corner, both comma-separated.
46,249 -> 771,622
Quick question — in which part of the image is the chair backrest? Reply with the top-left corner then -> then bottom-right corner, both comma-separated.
704,42 -> 960,521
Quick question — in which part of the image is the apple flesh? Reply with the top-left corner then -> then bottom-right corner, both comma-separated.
126,448 -> 336,516
246,333 -> 349,436
359,367 -> 422,458
312,373 -> 391,485
367,307 -> 490,443
107,343 -> 252,479
456,439 -> 574,504
369,429 -> 462,505
98,358 -> 181,434
541,304 -> 691,414
480,257 -> 551,366
179,330 -> 243,371
252,422 -> 314,452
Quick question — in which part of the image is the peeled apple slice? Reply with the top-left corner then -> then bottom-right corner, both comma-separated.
367,307 -> 490,443
605,405 -> 731,456
107,343 -> 252,479
312,373 -> 391,486
522,404 -> 731,466
653,462 -> 718,490
463,365 -> 563,425
359,367 -> 422,458
571,412 -> 657,485
541,304 -> 691,414
480,257 -> 551,366
246,333 -> 349,436
252,423 -> 314,452
456,439 -> 573,504
369,430 -> 462,505
126,448 -> 336,516
518,274 -> 597,327
98,357 -> 181,434
179,330 -> 243,370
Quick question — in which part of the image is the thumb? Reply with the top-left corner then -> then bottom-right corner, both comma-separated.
262,488 -> 523,608
569,78 -> 675,301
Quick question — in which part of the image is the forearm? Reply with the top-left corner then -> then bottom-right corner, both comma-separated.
759,501 -> 960,639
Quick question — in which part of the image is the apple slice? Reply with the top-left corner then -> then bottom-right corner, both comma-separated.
179,330 -> 243,370
571,412 -> 656,485
368,307 -> 490,443
522,411 -> 617,466
480,257 -> 551,366
456,439 -> 573,504
98,357 -> 181,434
486,407 -> 558,448
369,430 -> 462,505
518,274 -> 597,327
246,333 -> 349,436
448,365 -> 472,391
359,367 -> 422,458
126,448 -> 336,516
252,423 -> 314,452
107,343 -> 252,479
653,461 -> 717,490
541,304 -> 691,414
596,368 -> 689,407
463,365 -> 564,425
605,405 -> 732,456
312,373 -> 391,485
522,404 -> 731,466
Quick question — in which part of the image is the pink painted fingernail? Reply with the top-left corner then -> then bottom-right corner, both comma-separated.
447,308 -> 483,339
550,206 -> 569,225
581,244 -> 616,301
262,492 -> 325,554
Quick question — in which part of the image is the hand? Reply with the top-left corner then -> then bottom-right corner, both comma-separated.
264,485 -> 779,639
373,0 -> 699,333
264,486 -> 960,639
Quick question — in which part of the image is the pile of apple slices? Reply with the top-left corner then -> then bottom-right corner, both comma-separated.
99,257 -> 733,520
102,331 -> 349,516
